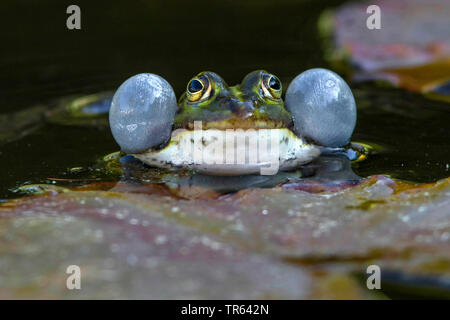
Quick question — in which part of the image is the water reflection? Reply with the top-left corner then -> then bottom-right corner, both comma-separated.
119,153 -> 361,194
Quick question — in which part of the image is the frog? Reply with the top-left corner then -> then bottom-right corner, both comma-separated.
109,68 -> 357,176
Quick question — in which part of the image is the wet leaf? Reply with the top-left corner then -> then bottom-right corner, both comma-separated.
1,175 -> 449,298
321,0 -> 450,95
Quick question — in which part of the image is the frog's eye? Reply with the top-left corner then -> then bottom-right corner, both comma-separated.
261,74 -> 282,100
186,75 -> 211,103
285,68 -> 357,147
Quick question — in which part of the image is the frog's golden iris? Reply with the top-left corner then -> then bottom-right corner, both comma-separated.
261,74 -> 282,101
186,75 -> 211,103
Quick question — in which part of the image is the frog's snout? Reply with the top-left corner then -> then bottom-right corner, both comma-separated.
229,99 -> 255,118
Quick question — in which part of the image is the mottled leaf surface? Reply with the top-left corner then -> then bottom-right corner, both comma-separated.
1,175 -> 449,299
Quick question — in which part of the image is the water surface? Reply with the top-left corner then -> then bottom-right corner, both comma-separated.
1,0 -> 449,199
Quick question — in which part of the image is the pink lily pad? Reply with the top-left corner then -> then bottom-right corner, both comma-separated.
322,0 -> 450,94
1,175 -> 449,298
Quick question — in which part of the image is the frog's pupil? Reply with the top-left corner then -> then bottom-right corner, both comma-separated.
189,79 -> 203,93
269,77 -> 281,90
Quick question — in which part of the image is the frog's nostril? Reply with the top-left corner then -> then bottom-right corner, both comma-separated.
227,99 -> 253,117
228,99 -> 240,113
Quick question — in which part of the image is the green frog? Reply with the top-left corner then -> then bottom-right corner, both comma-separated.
109,69 -> 357,176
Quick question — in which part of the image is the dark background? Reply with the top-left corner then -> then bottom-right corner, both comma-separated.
0,0 -> 345,114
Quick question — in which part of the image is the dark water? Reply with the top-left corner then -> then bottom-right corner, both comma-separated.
0,0 -> 449,199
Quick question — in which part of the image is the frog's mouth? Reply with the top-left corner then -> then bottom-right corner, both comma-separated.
133,126 -> 320,176
177,117 -> 292,130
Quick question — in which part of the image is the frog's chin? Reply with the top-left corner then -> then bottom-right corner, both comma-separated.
132,128 -> 320,176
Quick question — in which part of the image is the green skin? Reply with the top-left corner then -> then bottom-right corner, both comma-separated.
174,70 -> 294,131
